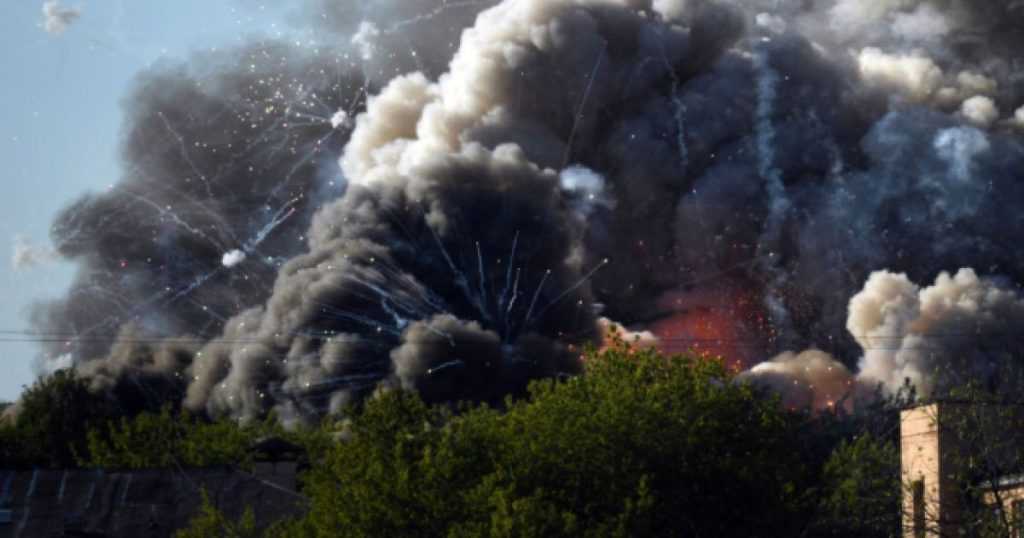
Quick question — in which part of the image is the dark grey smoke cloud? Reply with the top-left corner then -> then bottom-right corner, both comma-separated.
26,0 -> 1024,420
31,39 -> 366,409
186,142 -> 593,421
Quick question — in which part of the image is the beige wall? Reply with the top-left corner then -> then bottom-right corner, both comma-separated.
901,403 -> 972,538
902,402 -> 1024,537
984,484 -> 1024,533
902,404 -> 943,538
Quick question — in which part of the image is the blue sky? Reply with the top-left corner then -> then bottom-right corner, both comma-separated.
0,2 -> 297,400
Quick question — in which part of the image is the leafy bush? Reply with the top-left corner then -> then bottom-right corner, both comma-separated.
8,344 -> 907,537
292,338 -> 813,537
812,433 -> 901,537
0,369 -> 119,467
83,405 -> 335,469
175,490 -> 261,538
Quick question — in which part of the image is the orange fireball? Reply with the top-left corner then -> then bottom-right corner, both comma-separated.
648,284 -> 768,372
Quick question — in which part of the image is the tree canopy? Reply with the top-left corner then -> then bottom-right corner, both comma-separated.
268,338 -> 899,537
1,343 -> 908,538
0,369 -> 119,467
82,405 -> 334,469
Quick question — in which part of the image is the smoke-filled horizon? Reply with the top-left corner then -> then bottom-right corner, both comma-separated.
17,0 -> 1024,422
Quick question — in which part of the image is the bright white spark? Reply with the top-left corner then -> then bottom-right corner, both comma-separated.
330,109 -> 350,129
222,249 -> 247,268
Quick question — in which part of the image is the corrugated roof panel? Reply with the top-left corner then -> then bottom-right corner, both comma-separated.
29,470 -> 64,499
0,471 -> 13,505
122,470 -> 175,507
0,468 -> 304,538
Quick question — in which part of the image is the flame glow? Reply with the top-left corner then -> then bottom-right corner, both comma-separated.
649,284 -> 768,371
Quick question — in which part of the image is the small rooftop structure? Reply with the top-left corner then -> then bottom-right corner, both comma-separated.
0,441 -> 307,538
0,465 -> 305,536
250,436 -> 304,462
0,467 -> 305,538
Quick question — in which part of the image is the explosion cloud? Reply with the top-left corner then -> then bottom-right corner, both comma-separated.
960,95 -> 999,127
746,268 -> 1024,405
740,350 -> 855,411
26,0 -> 1024,420
851,268 -> 1024,397
30,40 -> 366,408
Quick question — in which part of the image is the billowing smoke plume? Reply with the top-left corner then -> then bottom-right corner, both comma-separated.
31,40 -> 366,408
745,268 -> 1024,404
852,268 -> 1024,395
27,0 -> 1024,420
741,350 -> 855,411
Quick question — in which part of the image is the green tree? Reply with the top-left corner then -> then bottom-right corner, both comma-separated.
810,433 -> 901,537
85,406 -> 259,468
176,489 -> 261,538
1,369 -> 119,467
917,384 -> 1024,538
292,337 -> 813,537
103,339 -> 925,537
83,405 -> 333,469
791,383 -> 911,538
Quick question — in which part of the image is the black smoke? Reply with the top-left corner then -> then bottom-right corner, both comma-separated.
25,0 -> 1024,419
31,40 -> 367,406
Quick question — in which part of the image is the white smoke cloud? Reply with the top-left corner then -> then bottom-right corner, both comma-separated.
747,268 -> 1024,407
829,0 -> 912,41
851,268 -> 1024,397
12,236 -> 57,270
933,127 -> 990,182
221,249 -> 247,268
857,47 -> 943,102
891,4 -> 951,41
559,165 -> 616,217
742,350 -> 854,410
755,13 -> 787,34
330,109 -> 351,129
957,71 -> 998,96
41,1 -> 80,35
351,21 -> 381,61
42,353 -> 73,375
342,72 -> 434,186
598,317 -> 658,349
960,95 -> 999,128
652,0 -> 690,22
1014,105 -> 1024,128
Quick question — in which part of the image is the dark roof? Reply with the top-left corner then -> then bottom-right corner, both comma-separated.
0,467 -> 304,538
250,436 -> 304,461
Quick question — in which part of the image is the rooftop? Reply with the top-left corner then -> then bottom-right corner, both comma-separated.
0,467 -> 304,538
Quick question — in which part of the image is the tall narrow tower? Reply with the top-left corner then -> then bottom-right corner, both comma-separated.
901,403 -> 963,538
